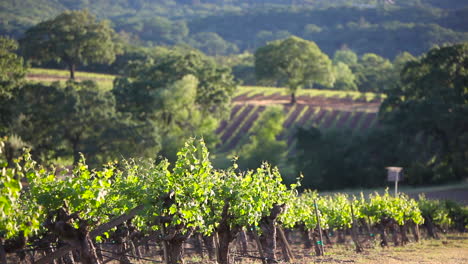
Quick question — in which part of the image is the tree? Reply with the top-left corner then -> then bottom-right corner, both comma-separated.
391,51 -> 417,87
20,10 -> 122,79
380,43 -> 468,182
189,32 -> 239,56
11,81 -> 159,165
114,50 -> 237,119
113,50 -> 237,162
0,37 -> 25,98
353,53 -> 394,93
237,106 -> 287,170
332,62 -> 358,91
333,48 -> 358,66
0,36 -> 26,135
255,36 -> 334,104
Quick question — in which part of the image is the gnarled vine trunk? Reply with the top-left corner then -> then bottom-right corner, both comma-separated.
216,201 -> 241,264
423,217 -> 439,239
299,224 -> 312,249
166,238 -> 185,264
202,235 -> 216,261
259,204 -> 285,264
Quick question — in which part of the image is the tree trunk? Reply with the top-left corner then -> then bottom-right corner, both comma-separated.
65,251 -> 77,264
0,240 -> 7,264
79,233 -> 101,264
259,204 -> 285,264
389,224 -> 400,246
192,234 -> 204,260
378,224 -> 388,248
202,235 -> 216,261
238,230 -> 249,256
69,63 -> 76,80
216,201 -> 240,264
299,224 -> 312,249
71,136 -> 81,166
411,223 -> 420,242
400,225 -> 410,245
423,217 -> 439,239
166,239 -> 184,264
311,231 -> 322,257
323,230 -> 332,246
290,92 -> 296,104
336,229 -> 346,244
217,230 -> 234,264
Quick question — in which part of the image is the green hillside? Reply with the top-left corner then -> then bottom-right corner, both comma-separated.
2,0 -> 467,58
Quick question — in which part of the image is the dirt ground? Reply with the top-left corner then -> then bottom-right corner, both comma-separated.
220,233 -> 468,264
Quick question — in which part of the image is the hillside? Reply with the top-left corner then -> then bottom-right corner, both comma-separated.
2,0 -> 467,59
24,70 -> 382,154
216,87 -> 383,152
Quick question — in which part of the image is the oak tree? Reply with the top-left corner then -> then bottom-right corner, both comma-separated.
20,10 -> 121,79
255,36 -> 334,103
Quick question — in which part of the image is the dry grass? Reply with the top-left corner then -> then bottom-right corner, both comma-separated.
26,67 -> 116,91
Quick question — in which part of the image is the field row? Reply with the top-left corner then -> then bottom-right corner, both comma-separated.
236,86 -> 385,103
217,103 -> 379,152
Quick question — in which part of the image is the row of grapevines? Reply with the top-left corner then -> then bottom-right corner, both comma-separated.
1,137 -> 464,264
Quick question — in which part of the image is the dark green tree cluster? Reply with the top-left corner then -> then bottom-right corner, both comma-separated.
2,1 -> 467,59
10,81 -> 159,165
0,37 -> 26,135
295,43 -> 467,190
0,11 -> 238,167
113,49 -> 237,162
237,106 -> 288,170
380,43 -> 468,183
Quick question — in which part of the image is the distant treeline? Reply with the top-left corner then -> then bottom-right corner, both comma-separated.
1,0 -> 467,58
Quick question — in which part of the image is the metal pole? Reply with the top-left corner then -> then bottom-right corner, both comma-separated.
395,174 -> 398,197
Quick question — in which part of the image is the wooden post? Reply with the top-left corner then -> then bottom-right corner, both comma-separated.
276,226 -> 295,262
314,200 -> 324,256
251,228 -> 267,264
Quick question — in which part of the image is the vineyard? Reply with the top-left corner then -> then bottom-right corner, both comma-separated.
1,138 -> 467,264
216,87 -> 384,152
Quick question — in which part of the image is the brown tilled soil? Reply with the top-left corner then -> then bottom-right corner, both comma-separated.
233,94 -> 382,112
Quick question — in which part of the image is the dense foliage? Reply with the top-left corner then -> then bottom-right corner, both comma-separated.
1,138 -> 466,263
1,0 -> 467,60
20,10 -> 122,79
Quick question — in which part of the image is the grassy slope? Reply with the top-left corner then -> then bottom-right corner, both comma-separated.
26,68 -> 116,90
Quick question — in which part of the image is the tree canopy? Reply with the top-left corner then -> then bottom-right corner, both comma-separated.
380,43 -> 468,182
0,37 -> 26,98
255,36 -> 334,103
113,50 -> 237,162
20,10 -> 122,79
10,81 -> 159,165
0,36 -> 26,135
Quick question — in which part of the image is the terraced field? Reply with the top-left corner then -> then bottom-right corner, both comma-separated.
217,87 -> 384,152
